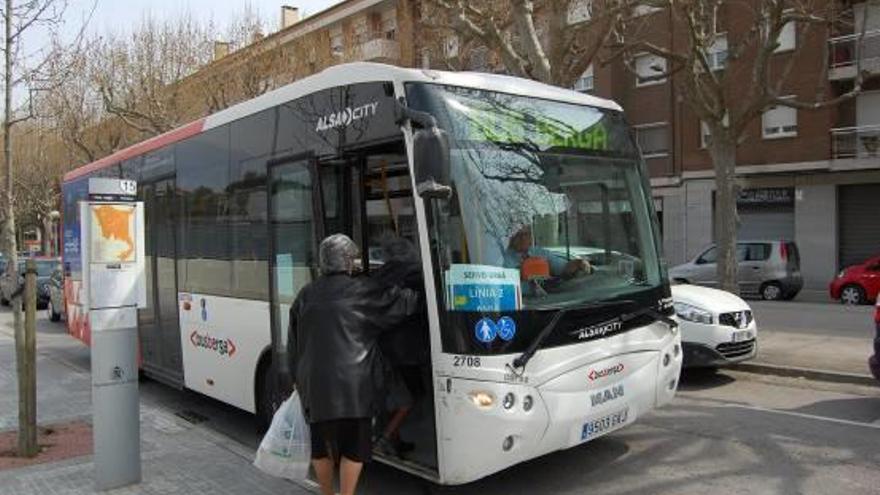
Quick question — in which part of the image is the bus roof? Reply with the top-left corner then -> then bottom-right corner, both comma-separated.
64,63 -> 623,183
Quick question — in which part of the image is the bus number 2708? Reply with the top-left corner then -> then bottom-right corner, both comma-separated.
453,355 -> 481,368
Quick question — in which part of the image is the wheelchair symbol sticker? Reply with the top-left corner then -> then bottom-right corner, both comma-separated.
497,317 -> 517,341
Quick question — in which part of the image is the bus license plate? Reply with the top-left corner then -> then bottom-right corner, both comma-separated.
581,408 -> 629,441
732,330 -> 751,343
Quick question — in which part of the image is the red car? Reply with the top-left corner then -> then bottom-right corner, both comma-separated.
829,255 -> 880,305
870,295 -> 880,382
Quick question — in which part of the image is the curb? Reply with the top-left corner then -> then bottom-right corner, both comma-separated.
730,361 -> 879,387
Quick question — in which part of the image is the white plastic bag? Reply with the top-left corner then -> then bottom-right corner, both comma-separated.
254,391 -> 311,480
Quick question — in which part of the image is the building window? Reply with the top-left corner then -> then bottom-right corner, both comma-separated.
567,0 -> 591,24
707,35 -> 728,70
444,35 -> 459,58
701,114 -> 729,149
635,53 -> 667,86
353,16 -> 369,44
469,46 -> 489,71
762,98 -> 797,139
381,9 -> 397,40
573,65 -> 594,92
765,11 -> 796,53
774,19 -> 796,53
635,123 -> 670,158
330,26 -> 343,57
634,5 -> 663,16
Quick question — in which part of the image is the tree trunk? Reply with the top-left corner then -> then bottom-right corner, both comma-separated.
4,0 -> 21,342
4,0 -> 28,457
708,133 -> 739,294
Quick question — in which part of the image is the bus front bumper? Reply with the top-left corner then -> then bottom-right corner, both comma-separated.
436,339 -> 681,485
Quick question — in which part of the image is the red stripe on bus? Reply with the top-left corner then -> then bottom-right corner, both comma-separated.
63,119 -> 206,182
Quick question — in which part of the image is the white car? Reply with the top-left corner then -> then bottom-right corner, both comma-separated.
671,284 -> 758,368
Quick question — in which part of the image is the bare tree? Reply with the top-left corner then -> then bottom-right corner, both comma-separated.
195,9 -> 291,113
0,0 -> 76,458
617,0 -> 861,293
91,14 -> 215,137
421,0 -> 636,87
43,39 -> 123,163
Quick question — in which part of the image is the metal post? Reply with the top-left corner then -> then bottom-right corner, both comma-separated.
18,259 -> 37,457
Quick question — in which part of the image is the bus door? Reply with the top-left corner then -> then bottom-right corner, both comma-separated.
354,145 -> 439,473
266,157 -> 322,402
138,177 -> 183,387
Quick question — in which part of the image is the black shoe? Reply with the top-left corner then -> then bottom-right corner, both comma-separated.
393,438 -> 415,453
375,436 -> 398,457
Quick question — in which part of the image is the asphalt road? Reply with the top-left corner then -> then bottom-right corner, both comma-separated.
10,309 -> 879,495
130,355 -> 880,495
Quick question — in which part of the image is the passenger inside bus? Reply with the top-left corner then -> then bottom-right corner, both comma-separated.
357,154 -> 436,466
371,236 -> 429,457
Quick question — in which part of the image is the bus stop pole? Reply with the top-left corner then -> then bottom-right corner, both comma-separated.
18,259 -> 38,457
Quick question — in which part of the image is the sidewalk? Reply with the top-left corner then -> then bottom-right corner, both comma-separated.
0,317 -> 313,495
736,301 -> 877,385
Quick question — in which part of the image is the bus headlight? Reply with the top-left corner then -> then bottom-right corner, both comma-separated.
468,391 -> 495,409
522,395 -> 534,412
502,392 -> 516,410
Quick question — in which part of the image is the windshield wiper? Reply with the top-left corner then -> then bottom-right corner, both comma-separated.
619,306 -> 678,331
511,299 -> 637,371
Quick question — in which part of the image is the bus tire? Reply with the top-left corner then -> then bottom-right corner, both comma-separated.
255,353 -> 290,431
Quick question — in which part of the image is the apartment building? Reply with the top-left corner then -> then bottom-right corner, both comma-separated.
178,0 -> 879,294
586,2 -> 880,296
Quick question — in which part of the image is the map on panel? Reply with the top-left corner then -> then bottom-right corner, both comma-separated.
90,204 -> 137,263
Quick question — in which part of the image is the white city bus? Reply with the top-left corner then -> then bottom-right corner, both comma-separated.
61,63 -> 682,484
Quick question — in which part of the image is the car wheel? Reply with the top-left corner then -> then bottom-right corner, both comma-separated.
47,300 -> 60,322
760,282 -> 783,301
0,296 -> 7,306
839,284 -> 866,305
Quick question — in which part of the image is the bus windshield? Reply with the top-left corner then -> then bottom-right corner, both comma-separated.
407,84 -> 667,352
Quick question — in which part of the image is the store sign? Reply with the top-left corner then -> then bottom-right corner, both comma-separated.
737,188 -> 794,206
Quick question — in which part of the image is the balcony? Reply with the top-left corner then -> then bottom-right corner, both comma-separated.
349,33 -> 400,63
828,30 -> 880,80
831,125 -> 880,159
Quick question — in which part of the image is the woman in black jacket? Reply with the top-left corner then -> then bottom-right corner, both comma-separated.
288,234 -> 417,495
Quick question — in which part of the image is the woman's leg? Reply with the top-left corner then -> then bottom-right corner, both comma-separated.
311,458 -> 335,495
339,456 -> 364,495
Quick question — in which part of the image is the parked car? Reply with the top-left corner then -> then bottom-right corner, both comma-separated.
870,295 -> 880,382
46,266 -> 64,322
669,240 -> 802,301
0,257 -> 61,309
671,283 -> 758,368
829,255 -> 880,305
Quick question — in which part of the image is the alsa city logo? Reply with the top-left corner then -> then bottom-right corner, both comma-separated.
190,331 -> 237,357
315,102 -> 379,132
588,363 -> 625,382
571,319 -> 623,341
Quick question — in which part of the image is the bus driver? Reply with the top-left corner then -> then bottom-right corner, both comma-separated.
503,224 -> 592,285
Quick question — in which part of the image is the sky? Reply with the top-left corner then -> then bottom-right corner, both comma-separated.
12,1 -> 341,106
27,0 -> 342,53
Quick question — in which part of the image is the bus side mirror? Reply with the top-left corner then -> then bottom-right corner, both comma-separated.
413,126 -> 452,199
